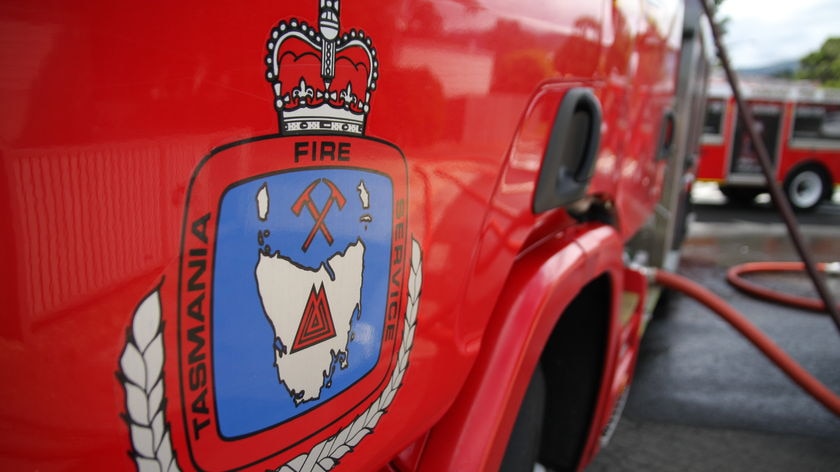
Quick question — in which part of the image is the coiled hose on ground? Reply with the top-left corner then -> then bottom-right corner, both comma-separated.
727,262 -> 840,313
651,268 -> 840,417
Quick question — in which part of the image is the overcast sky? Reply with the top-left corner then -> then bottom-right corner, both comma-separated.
717,0 -> 840,69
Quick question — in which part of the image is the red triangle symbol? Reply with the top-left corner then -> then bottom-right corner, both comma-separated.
290,282 -> 337,353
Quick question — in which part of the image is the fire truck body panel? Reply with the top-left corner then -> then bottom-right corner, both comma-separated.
0,0 -> 701,470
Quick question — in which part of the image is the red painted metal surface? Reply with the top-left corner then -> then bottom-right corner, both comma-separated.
0,1 -> 685,470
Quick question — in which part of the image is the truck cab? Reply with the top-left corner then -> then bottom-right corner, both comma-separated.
0,1 -> 710,470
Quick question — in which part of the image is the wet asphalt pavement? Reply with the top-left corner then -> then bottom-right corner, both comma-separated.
589,186 -> 840,471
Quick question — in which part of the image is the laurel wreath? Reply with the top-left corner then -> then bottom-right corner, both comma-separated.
121,239 -> 421,471
120,288 -> 181,472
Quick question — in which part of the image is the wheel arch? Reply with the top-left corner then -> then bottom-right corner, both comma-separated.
537,273 -> 612,471
418,224 -> 627,471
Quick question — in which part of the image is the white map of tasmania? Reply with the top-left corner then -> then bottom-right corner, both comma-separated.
254,183 -> 365,405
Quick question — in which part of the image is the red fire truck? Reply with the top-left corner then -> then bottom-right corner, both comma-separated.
0,1 -> 710,470
698,77 -> 840,211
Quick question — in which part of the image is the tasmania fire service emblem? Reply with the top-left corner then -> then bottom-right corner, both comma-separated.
119,1 -> 422,470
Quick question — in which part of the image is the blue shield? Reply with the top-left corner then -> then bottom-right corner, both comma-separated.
211,168 -> 393,439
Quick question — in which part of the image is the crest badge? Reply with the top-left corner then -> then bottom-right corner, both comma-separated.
119,1 -> 422,470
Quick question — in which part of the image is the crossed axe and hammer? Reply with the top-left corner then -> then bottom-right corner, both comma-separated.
291,178 -> 347,252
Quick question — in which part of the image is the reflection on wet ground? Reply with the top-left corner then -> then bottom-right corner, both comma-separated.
590,194 -> 840,471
